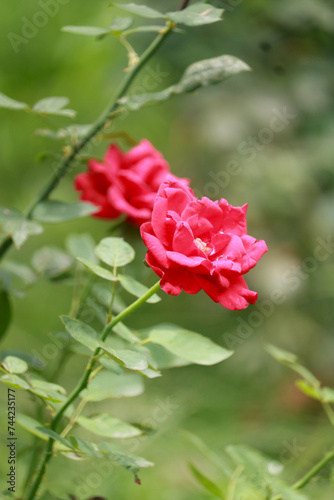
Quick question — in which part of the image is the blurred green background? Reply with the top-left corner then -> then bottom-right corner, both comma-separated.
1,0 -> 334,498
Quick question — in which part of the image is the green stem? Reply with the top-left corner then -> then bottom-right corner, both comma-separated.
272,450 -> 334,500
322,402 -> 334,426
24,280 -> 160,500
292,450 -> 334,490
0,24 -> 174,263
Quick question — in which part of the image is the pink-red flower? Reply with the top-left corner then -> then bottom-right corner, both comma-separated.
141,176 -> 268,310
75,140 -> 186,226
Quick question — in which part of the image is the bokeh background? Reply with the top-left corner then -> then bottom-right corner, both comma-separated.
1,0 -> 334,498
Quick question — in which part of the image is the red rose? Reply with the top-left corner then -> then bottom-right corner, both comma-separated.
75,140 -> 187,225
140,176 -> 268,310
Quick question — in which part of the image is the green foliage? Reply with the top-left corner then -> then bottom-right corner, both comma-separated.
31,97 -> 76,118
266,344 -> 334,408
118,274 -> 161,303
31,246 -> 73,278
100,344 -> 149,371
17,414 -> 48,440
61,316 -> 99,350
37,427 -> 76,450
188,435 -> 310,500
0,373 -> 66,402
66,233 -> 97,263
0,92 -> 28,110
166,3 -> 223,26
77,258 -> 119,281
188,462 -> 224,498
119,55 -> 250,111
32,201 -> 98,223
0,291 -> 12,341
1,355 -> 28,374
146,324 -> 233,365
0,92 -> 75,118
77,413 -> 142,438
112,3 -> 164,19
0,207 -> 43,248
80,372 -> 144,401
98,441 -> 153,482
62,17 -> 133,37
113,2 -> 223,26
70,436 -> 103,458
95,237 -> 135,268
266,344 -> 320,386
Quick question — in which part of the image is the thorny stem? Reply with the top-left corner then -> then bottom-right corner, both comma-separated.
0,23 -> 175,263
179,0 -> 191,10
24,281 -> 161,500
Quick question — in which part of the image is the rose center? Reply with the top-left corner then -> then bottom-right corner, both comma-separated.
194,237 -> 211,253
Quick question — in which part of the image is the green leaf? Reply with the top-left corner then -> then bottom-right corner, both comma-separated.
148,324 -> 233,365
266,344 -> 298,364
70,436 -> 102,458
189,462 -> 224,498
62,25 -> 110,36
119,55 -> 250,111
123,25 -> 168,36
108,16 -> 133,32
2,356 -> 28,374
118,274 -> 160,303
99,356 -> 123,375
167,3 -> 223,26
32,97 -> 76,118
296,379 -> 323,401
30,379 -> 66,395
0,92 -> 28,110
112,3 -> 163,19
0,291 -> 12,341
77,258 -> 118,282
138,367 -> 161,379
0,374 -> 65,402
66,233 -> 97,263
95,237 -> 135,268
16,414 -> 48,440
226,445 -> 309,500
62,18 -> 133,37
98,441 -> 153,482
3,261 -> 36,287
35,124 -> 92,141
322,387 -> 334,403
0,374 -> 30,389
36,427 -> 76,449
28,379 -> 66,403
32,200 -> 98,223
81,372 -> 144,401
266,344 -> 320,386
112,322 -> 140,343
77,413 -> 142,438
31,246 -> 73,278
177,54 -> 250,92
0,207 -> 43,249
61,316 -> 98,351
144,342 -> 191,369
99,344 -> 148,371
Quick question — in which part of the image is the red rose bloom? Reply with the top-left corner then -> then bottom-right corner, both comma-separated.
140,176 -> 268,310
75,140 -> 187,225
